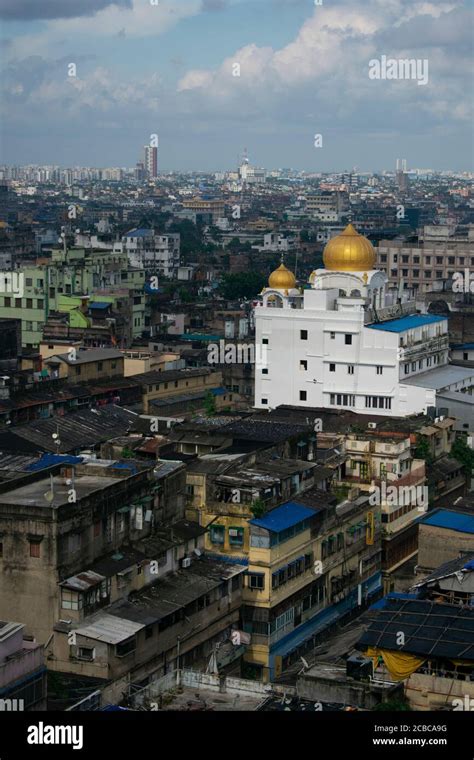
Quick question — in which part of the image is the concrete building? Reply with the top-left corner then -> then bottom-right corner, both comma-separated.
0,458 -> 158,642
255,224 -> 474,417
241,493 -> 382,681
0,622 -> 47,711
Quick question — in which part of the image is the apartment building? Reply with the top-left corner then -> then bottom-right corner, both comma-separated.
376,238 -> 474,294
241,492 -> 382,681
0,459 -> 158,642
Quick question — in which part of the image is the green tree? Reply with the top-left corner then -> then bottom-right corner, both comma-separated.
204,390 -> 216,416
219,272 -> 266,300
451,435 -> 474,478
250,498 -> 266,518
414,434 -> 433,464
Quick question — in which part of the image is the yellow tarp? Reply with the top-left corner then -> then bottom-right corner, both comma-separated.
366,647 -> 426,681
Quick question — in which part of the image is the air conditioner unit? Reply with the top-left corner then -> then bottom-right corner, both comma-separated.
368,422 -> 377,429
182,557 -> 191,568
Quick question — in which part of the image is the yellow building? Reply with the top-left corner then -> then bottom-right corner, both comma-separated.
241,495 -> 382,681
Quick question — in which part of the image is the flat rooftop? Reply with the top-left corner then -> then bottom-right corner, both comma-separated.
403,364 -> 474,390
0,473 -> 118,509
367,314 -> 447,333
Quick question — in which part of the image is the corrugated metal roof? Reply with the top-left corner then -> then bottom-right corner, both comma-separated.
420,509 -> 474,535
367,314 -> 447,333
250,501 -> 318,533
75,614 -> 145,644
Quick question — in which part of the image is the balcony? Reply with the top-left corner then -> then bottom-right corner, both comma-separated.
399,335 -> 449,359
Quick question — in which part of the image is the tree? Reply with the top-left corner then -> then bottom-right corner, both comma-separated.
250,498 -> 266,518
219,272 -> 266,300
204,390 -> 216,416
414,434 -> 433,464
451,435 -> 474,478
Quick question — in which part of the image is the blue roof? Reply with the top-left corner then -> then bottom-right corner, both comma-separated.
26,454 -> 83,472
367,314 -> 447,333
124,228 -> 153,238
452,344 -> 474,350
250,501 -> 318,533
89,301 -> 110,310
420,509 -> 474,535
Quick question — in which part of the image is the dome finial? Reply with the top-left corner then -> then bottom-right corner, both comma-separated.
322,223 -> 376,272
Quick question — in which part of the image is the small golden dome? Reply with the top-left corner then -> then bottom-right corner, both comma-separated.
268,263 -> 296,290
323,223 -> 376,272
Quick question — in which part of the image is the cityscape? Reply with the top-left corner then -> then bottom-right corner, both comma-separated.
0,0 -> 473,753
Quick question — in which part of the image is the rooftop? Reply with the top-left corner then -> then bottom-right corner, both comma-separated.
250,501 -> 319,533
46,348 -> 124,366
403,365 -> 474,390
356,598 -> 474,661
367,314 -> 447,333
419,508 -> 474,535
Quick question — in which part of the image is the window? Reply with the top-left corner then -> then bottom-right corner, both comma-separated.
345,334 -> 352,345
248,573 -> 264,590
348,365 -> 354,375
299,390 -> 307,401
97,362 -> 103,371
210,525 -> 225,545
26,299 -> 33,309
0,541 -> 3,557
464,353 -> 469,361
145,625 -> 154,639
404,364 -> 409,374
29,540 -> 41,558
435,271 -> 442,279
61,589 -> 82,611
329,363 -> 336,372
116,637 -> 136,657
25,277 -> 33,286
330,332 -> 335,339
77,647 -> 94,661
37,299 -> 44,309
261,398 -> 268,405
262,368 -> 268,375
376,366 -> 383,375
229,527 -> 244,546
262,338 -> 268,345
15,298 -> 21,308
4,297 -> 10,307
300,330 -> 308,340
300,360 -> 307,371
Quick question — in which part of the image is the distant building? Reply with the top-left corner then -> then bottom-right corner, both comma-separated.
144,146 -> 158,179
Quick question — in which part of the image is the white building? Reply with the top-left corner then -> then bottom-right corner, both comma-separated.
117,228 -> 180,279
254,224 -> 474,417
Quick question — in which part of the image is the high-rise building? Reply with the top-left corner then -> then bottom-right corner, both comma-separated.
144,146 -> 158,178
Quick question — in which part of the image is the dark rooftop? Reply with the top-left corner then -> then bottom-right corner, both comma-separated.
356,598 -> 474,661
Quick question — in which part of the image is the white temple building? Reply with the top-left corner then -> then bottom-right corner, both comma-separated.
254,224 -> 474,418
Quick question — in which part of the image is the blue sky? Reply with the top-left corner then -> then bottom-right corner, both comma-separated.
1,0 -> 473,171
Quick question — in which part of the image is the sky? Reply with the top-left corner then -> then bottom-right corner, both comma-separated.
1,0 -> 473,171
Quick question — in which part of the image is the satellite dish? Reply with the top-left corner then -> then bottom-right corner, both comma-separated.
194,548 -> 202,557
43,491 -> 54,503
52,433 -> 59,440
300,657 -> 310,670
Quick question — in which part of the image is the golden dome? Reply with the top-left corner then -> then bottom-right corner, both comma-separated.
268,263 -> 296,290
323,223 -> 376,272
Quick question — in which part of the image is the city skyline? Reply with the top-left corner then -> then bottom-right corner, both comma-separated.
1,0 -> 473,171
